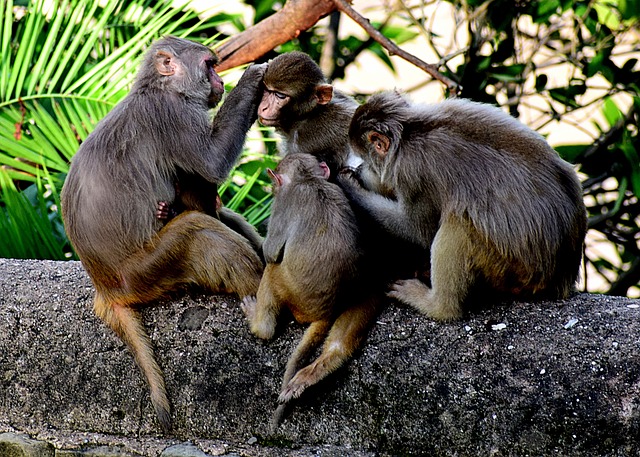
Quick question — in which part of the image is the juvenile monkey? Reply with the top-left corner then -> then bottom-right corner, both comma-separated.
340,91 -> 587,320
258,51 -> 359,172
241,153 -> 379,427
61,36 -> 266,430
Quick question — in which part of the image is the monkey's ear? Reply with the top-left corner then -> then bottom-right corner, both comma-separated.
319,161 -> 330,179
267,168 -> 284,187
367,132 -> 391,157
315,84 -> 333,105
155,51 -> 177,76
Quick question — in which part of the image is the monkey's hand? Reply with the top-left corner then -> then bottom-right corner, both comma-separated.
336,167 -> 362,188
235,62 -> 269,121
238,62 -> 268,86
156,201 -> 177,221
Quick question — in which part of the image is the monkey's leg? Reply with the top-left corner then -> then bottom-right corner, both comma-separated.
388,219 -> 472,320
281,320 -> 332,391
129,211 -> 264,299
241,265 -> 282,340
279,295 -> 379,404
270,319 -> 331,430
93,292 -> 171,431
104,212 -> 262,430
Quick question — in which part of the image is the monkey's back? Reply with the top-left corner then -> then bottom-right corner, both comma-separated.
396,98 -> 586,293
265,180 -> 360,315
61,92 -> 206,274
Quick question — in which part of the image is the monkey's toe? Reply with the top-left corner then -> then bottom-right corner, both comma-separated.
387,279 -> 430,304
389,279 -> 462,320
278,379 -> 308,404
240,295 -> 257,319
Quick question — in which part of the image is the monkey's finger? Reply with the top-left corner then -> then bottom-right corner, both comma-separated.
240,295 -> 257,319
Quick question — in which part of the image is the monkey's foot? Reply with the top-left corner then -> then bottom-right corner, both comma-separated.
156,201 -> 175,221
278,372 -> 311,404
240,295 -> 257,321
388,279 -> 461,321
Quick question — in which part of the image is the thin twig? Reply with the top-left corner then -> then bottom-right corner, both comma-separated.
333,0 -> 460,95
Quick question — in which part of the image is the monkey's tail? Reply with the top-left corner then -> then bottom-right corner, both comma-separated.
94,292 -> 171,431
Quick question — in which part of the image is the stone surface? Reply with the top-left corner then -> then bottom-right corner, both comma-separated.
0,259 -> 639,456
0,433 -> 54,456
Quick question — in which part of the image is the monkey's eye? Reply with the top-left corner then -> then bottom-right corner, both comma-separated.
274,91 -> 287,100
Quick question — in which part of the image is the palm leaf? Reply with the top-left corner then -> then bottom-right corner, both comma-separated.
0,0 -> 233,184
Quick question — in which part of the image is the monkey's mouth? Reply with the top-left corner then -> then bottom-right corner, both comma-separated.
258,116 -> 279,127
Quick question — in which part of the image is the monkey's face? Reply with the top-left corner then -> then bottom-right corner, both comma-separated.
259,52 -> 333,128
258,86 -> 291,127
150,37 -> 224,107
205,58 -> 225,107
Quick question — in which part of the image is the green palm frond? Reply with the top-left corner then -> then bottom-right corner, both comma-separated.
0,0 -> 235,184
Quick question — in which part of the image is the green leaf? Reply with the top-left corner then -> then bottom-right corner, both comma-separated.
555,144 -> 589,163
620,142 -> 640,197
601,97 -> 623,128
488,64 -> 526,82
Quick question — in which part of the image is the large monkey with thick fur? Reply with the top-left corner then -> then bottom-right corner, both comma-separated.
340,92 -> 587,320
61,36 -> 266,430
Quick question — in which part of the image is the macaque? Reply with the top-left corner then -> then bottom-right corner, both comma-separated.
241,153 -> 379,428
258,51 -> 360,172
61,36 -> 267,430
156,177 -> 263,259
340,91 -> 587,320
258,51 -> 426,278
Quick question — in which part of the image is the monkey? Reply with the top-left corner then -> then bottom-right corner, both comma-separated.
258,51 -> 428,280
258,51 -> 360,173
60,36 -> 267,431
240,153 -> 380,429
339,91 -> 587,321
155,175 -> 264,260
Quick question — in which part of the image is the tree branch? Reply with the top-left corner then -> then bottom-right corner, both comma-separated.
213,0 -> 461,96
214,0 -> 336,72
332,0 -> 461,95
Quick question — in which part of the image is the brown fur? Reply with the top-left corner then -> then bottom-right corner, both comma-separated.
241,153 -> 380,429
61,36 -> 266,430
258,51 -> 358,172
341,92 -> 587,320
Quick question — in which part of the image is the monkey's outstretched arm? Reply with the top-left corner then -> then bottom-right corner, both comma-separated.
338,173 -> 419,245
203,63 -> 268,180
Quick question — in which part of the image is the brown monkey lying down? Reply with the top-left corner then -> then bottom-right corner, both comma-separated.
339,91 -> 587,321
61,36 -> 266,431
242,153 -> 379,428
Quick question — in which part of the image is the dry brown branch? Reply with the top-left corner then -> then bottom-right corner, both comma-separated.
214,0 -> 336,72
214,0 -> 461,95
333,0 -> 460,95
